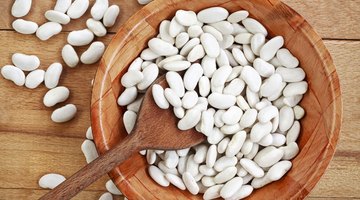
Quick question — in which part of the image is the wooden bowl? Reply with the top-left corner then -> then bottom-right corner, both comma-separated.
91,0 -> 342,199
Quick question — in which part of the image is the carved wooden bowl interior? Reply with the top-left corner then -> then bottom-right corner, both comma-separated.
91,0 -> 342,199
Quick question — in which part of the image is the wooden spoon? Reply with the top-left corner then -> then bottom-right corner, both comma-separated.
40,76 -> 206,200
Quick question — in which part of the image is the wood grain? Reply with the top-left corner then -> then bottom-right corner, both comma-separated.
0,0 -> 358,199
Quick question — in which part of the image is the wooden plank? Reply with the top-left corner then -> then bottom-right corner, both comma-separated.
308,40 -> 360,198
0,0 -> 142,33
1,0 -> 359,39
0,132 -> 110,191
0,189 -> 124,200
282,0 -> 360,40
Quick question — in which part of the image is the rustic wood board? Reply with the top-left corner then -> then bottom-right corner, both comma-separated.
0,0 -> 358,199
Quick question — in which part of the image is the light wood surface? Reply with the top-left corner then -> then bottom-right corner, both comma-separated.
0,0 -> 358,199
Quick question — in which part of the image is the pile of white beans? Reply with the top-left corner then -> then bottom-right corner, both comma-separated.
117,7 -> 307,200
1,0 -> 120,124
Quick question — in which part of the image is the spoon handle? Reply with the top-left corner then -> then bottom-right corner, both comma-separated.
40,133 -> 141,200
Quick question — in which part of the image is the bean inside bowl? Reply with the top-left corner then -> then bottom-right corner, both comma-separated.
91,0 -> 342,199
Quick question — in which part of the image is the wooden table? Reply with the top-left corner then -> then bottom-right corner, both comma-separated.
0,0 -> 359,199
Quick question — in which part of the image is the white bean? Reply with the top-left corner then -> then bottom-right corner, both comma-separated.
123,110 -> 137,134
137,63 -> 159,90
45,63 -> 63,89
117,87 -> 137,106
226,131 -> 246,157
222,106 -> 243,125
80,41 -> 105,64
62,44 -> 79,68
165,88 -> 182,108
276,67 -> 305,82
12,19 -> 38,34
169,17 -> 185,37
105,180 -> 122,195
68,29 -> 94,46
208,93 -> 236,109
51,104 -> 77,123
1,65 -> 25,86
54,0 -> 72,13
227,10 -> 249,23
45,10 -> 70,25
253,58 -> 275,78
99,192 -> 112,200
165,174 -> 186,190
214,156 -> 237,172
43,86 -> 70,107
260,36 -> 284,61
67,0 -> 89,19
254,146 -> 284,168
276,48 -> 299,68
175,10 -> 197,26
241,66 -> 261,93
183,172 -> 199,195
148,165 -> 170,187
250,122 -> 272,143
86,18 -> 107,37
103,5 -> 120,27
280,142 -> 299,160
214,166 -> 237,184
242,18 -> 267,36
12,53 -> 40,71
81,139 -> 99,163
197,7 -> 229,24
251,33 -> 266,56
203,184 -> 223,200
91,0 -> 109,20
240,158 -> 264,178
283,81 -> 308,97
25,69 -> 45,89
220,177 -> 243,199
184,63 -> 204,90
12,0 -> 32,18
175,32 -> 189,48
279,106 -> 295,132
38,173 -> 65,189
178,109 -> 201,130
201,33 -> 221,58
240,109 -> 257,128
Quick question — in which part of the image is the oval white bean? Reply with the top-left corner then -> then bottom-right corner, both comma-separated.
86,18 -> 107,37
260,36 -> 284,61
1,65 -> 25,86
148,165 -> 170,187
62,44 -> 79,68
67,0 -> 89,19
12,0 -> 32,18
38,173 -> 65,189
80,41 -> 105,64
12,53 -> 40,71
12,19 -> 38,34
103,5 -> 120,27
51,104 -> 77,123
45,63 -> 63,89
54,0 -> 72,13
45,10 -> 70,24
68,29 -> 94,46
197,7 -> 229,24
25,69 -> 45,89
91,0 -> 109,20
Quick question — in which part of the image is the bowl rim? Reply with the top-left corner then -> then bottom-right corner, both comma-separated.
91,0 -> 343,199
